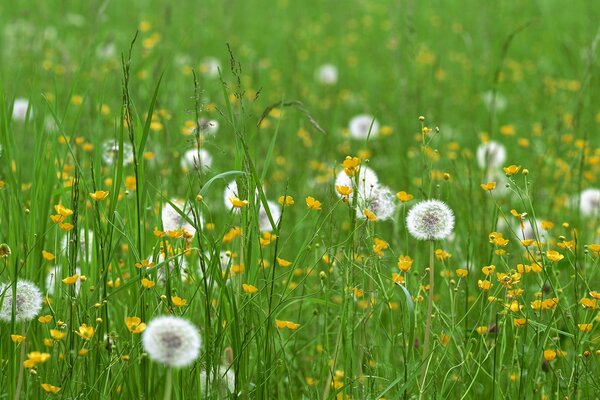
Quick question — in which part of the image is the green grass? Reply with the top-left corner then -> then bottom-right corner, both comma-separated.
1,0 -> 600,399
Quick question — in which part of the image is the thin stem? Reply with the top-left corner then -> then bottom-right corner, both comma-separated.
419,240 -> 435,398
163,368 -> 173,400
15,328 -> 26,400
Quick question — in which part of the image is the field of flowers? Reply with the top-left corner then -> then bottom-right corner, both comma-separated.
1,1 -> 600,399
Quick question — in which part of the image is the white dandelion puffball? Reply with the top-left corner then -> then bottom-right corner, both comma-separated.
153,252 -> 189,284
61,228 -> 94,262
335,166 -> 379,200
348,114 -> 379,140
46,266 -> 82,296
181,148 -> 212,172
142,316 -> 201,368
198,118 -> 219,136
200,251 -> 233,279
161,199 -> 197,237
357,185 -> 396,221
316,64 -> 338,85
406,199 -> 455,241
520,219 -> 548,241
200,57 -> 221,78
200,366 -> 236,396
224,180 -> 241,211
12,98 -> 32,121
258,200 -> 281,232
0,279 -> 43,322
476,141 -> 507,169
579,188 -> 600,216
481,91 -> 507,113
101,139 -> 134,166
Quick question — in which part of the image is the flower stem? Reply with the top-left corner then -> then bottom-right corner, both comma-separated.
15,326 -> 26,400
419,241 -> 435,398
163,368 -> 173,400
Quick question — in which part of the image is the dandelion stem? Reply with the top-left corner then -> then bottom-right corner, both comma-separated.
15,326 -> 26,400
163,368 -> 173,400
419,240 -> 435,398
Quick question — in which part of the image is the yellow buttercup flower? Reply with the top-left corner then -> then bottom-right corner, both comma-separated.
125,317 -> 147,334
89,191 -> 110,201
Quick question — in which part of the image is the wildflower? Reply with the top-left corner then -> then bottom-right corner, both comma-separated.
406,199 -> 455,241
229,196 -> 248,208
546,250 -> 564,262
101,139 -> 133,166
50,329 -> 65,340
306,196 -> 322,210
335,166 -> 379,203
41,250 -> 54,260
476,141 -> 506,169
580,298 -> 597,309
0,279 -> 43,322
11,334 -> 25,343
171,296 -> 187,307
141,278 -> 155,289
478,280 -> 493,291
455,268 -> 468,278
579,188 -> 600,216
199,57 -> 221,78
275,319 -> 300,330
475,326 -> 488,335
503,165 -> 522,176
315,64 -> 338,85
142,316 -> 201,367
348,114 -> 380,140
357,185 -> 396,221
75,324 -> 95,340
0,243 -> 11,257
41,383 -> 61,393
480,182 -> 496,191
242,283 -> 258,294
335,185 -> 353,198
276,257 -> 292,267
341,156 -> 360,177
181,148 -> 212,172
135,259 -> 155,269
196,118 -> 219,136
38,315 -> 53,323
397,256 -> 413,272
125,317 -> 147,334
89,191 -> 110,201
11,98 -> 32,121
543,349 -> 557,362
513,318 -> 527,328
373,238 -> 389,257
278,195 -> 294,206
24,352 -> 50,368
577,323 -> 592,333
62,274 -> 79,285
396,191 -> 413,202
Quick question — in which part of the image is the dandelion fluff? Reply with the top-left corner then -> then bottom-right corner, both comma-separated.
406,199 -> 455,241
200,57 -> 220,78
200,366 -> 236,396
181,148 -> 212,172
335,167 -> 379,200
348,114 -> 379,140
357,185 -> 396,221
579,188 -> 600,216
101,139 -> 133,166
476,141 -> 506,169
315,64 -> 338,85
0,279 -> 43,322
161,199 -> 197,237
12,98 -> 31,121
258,200 -> 281,232
142,316 -> 201,368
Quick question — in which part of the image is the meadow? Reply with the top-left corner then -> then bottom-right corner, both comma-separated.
1,0 -> 600,399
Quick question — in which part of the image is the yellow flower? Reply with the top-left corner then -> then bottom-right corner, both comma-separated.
242,283 -> 258,294
229,197 -> 249,208
59,223 -> 74,231
75,324 -> 95,340
50,329 -> 66,340
305,196 -> 322,210
62,274 -> 79,285
482,265 -> 496,276
503,165 -> 522,176
335,185 -> 353,197
41,383 -> 61,393
342,156 -> 360,177
397,256 -> 413,272
125,317 -> 147,334
546,250 -> 564,262
54,204 -> 73,217
38,315 -> 53,324
42,250 -> 55,260
141,278 -> 155,289
11,334 -> 26,343
275,319 -> 300,330
135,259 -> 155,269
475,326 -> 488,335
455,268 -> 468,278
24,352 -> 51,368
480,182 -> 496,191
276,257 -> 292,267
580,298 -> 597,309
577,323 -> 593,333
373,238 -> 389,257
396,191 -> 413,202
278,195 -> 295,206
89,191 -> 110,201
363,208 -> 377,221
543,349 -> 557,362
478,280 -> 492,291
171,296 -> 187,307
513,318 -> 527,328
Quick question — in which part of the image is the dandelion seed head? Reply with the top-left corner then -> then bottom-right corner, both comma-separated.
0,279 -> 43,322
258,200 -> 281,232
476,140 -> 506,169
200,366 -> 236,396
406,199 -> 455,241
181,148 -> 212,172
142,316 -> 201,368
357,185 -> 396,221
335,167 -> 379,200
197,118 -> 219,136
161,199 -> 197,237
315,64 -> 338,85
12,98 -> 31,121
200,57 -> 220,78
101,139 -> 133,166
348,114 -> 379,140
579,188 -> 600,216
